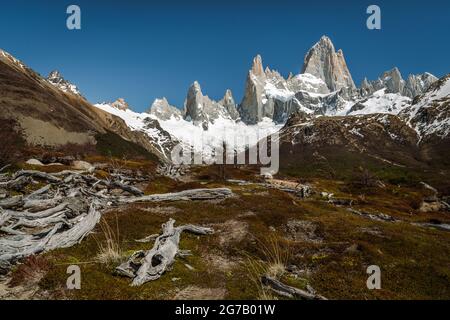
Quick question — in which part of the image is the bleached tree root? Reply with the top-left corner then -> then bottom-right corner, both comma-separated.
0,204 -> 100,274
261,275 -> 327,300
116,218 -> 213,286
0,167 -> 233,275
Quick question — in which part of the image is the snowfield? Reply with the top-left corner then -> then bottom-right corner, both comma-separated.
347,89 -> 411,116
95,103 -> 283,160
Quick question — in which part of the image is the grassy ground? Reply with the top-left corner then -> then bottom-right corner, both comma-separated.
7,164 -> 450,300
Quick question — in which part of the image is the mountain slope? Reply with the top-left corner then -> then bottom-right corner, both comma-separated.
0,49 -> 170,162
94,101 -> 179,162
278,112 -> 422,173
275,73 -> 450,188
401,74 -> 450,141
400,74 -> 450,168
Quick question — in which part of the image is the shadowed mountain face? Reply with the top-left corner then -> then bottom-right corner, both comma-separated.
279,113 -> 420,170
0,49 -> 175,162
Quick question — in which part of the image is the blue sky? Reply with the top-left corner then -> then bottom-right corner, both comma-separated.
1,0 -> 449,112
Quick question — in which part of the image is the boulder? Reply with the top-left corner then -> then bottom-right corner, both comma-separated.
26,159 -> 44,166
72,160 -> 95,173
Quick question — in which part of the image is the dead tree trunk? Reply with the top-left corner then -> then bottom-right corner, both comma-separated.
116,218 -> 213,286
118,188 -> 233,204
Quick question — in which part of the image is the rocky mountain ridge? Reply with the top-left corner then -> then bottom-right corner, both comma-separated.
2,33 -> 446,166
163,36 -> 439,126
88,35 -> 447,166
100,36 -> 439,134
148,97 -> 182,121
47,70 -> 82,96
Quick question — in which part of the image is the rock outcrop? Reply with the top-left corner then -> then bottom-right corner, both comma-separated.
110,98 -> 130,111
404,72 -> 438,98
381,67 -> 405,94
301,36 -> 355,91
239,55 -> 304,124
360,68 -> 438,99
148,97 -> 182,120
219,89 -> 240,120
239,55 -> 269,124
183,81 -> 232,129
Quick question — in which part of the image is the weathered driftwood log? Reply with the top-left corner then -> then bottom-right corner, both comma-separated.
52,170 -> 88,177
0,175 -> 32,191
0,204 -> 100,269
10,210 -> 70,229
23,197 -> 62,212
261,275 -> 327,300
0,210 -> 11,226
108,181 -> 144,196
3,203 -> 69,221
116,218 -> 213,286
118,188 -> 233,204
26,184 -> 51,200
13,170 -> 61,183
0,226 -> 26,236
45,205 -> 101,250
0,196 -> 23,209
0,168 -> 231,275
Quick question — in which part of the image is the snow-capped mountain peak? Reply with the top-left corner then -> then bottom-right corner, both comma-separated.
361,67 -> 438,99
90,35 -> 446,163
110,98 -> 130,111
251,54 -> 264,77
47,70 -> 81,96
184,81 -> 238,130
301,35 -> 355,91
148,97 -> 182,120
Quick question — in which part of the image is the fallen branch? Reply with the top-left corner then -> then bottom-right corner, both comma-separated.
0,175 -> 32,191
261,275 -> 327,300
116,218 -> 213,286
26,184 -> 51,200
0,164 -> 11,173
108,181 -> 144,196
13,170 -> 61,183
118,188 -> 233,204
0,196 -> 23,209
23,197 -> 62,212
